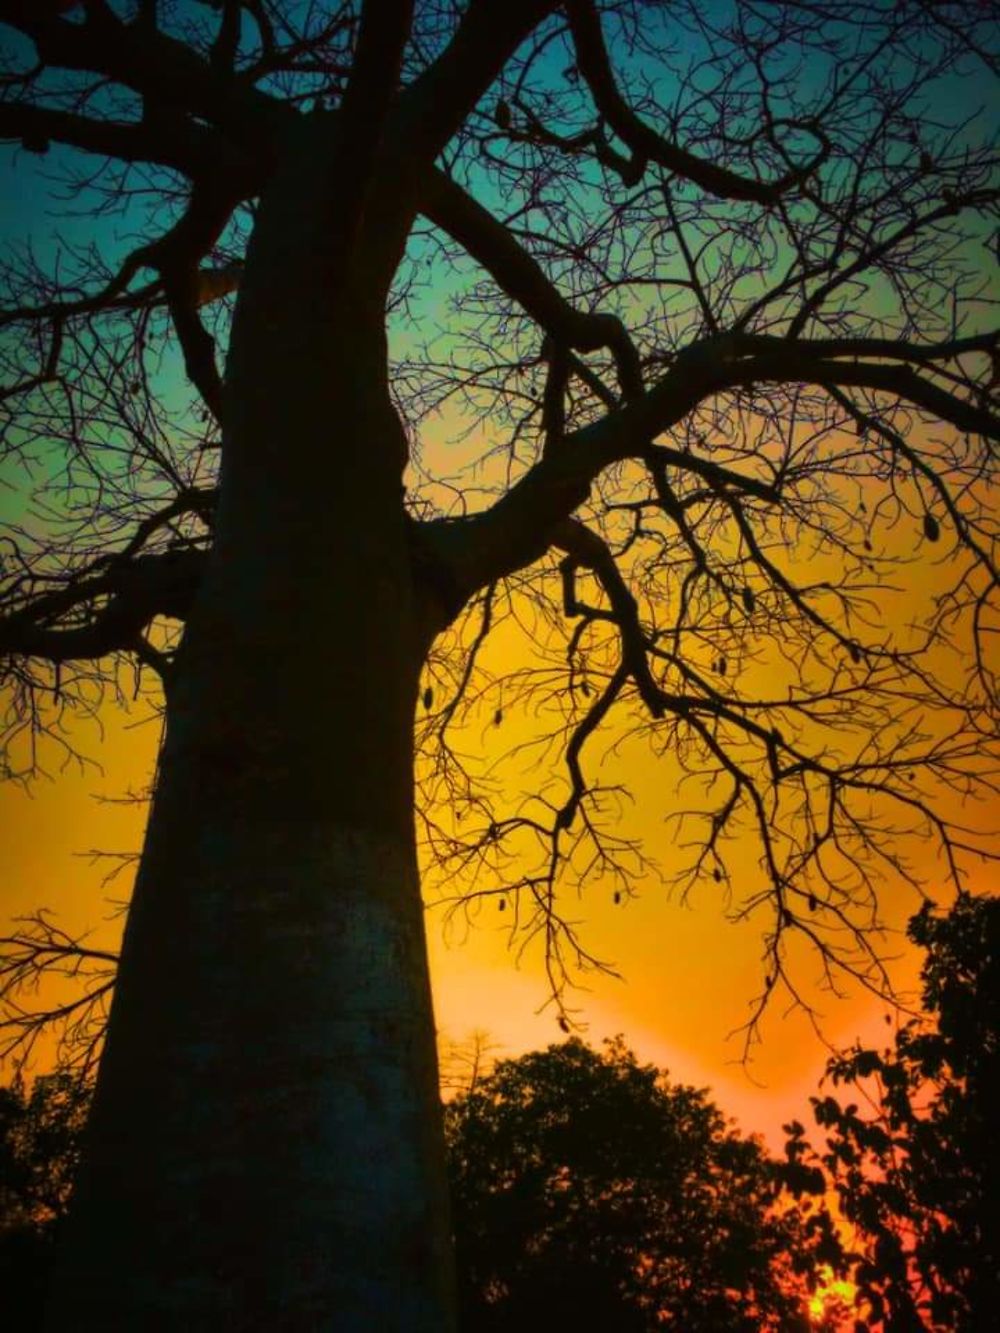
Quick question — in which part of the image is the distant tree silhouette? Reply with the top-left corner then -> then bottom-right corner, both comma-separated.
0,2 -> 997,1324
446,1037 -> 841,1331
0,1072 -> 88,1331
784,893 -> 1000,1331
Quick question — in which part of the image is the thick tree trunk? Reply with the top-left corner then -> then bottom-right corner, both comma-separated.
47,125 -> 456,1330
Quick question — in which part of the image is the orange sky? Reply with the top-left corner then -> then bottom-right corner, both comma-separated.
3,595 -> 995,1154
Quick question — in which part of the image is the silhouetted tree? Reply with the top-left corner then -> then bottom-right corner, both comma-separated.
0,2 -> 997,1326
784,893 -> 1000,1331
0,1072 -> 88,1331
446,1038 -> 841,1331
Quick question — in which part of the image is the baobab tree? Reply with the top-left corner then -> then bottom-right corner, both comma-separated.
0,1 -> 997,1328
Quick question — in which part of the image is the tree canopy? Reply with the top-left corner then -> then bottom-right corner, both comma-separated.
0,1072 -> 89,1329
446,1036 -> 840,1332
784,892 -> 1000,1331
1,1 -> 997,1012
0,1 -> 997,1326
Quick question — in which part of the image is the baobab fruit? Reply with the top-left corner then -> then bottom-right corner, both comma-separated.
494,99 -> 511,129
923,513 -> 940,542
422,685 -> 433,710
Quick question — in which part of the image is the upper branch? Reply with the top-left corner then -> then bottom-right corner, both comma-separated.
0,101 -> 251,178
0,0 -> 288,152
420,329 -> 1000,608
331,0 -> 414,240
421,168 -> 642,400
564,0 -> 828,203
398,0 -> 560,163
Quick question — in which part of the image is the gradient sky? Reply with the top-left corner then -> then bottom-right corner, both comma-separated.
1,599 -> 994,1152
2,5 -> 998,1159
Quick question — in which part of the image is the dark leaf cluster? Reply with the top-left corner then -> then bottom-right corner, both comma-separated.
783,893 -> 1000,1331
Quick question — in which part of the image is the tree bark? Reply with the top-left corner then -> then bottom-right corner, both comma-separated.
46,120 -> 456,1331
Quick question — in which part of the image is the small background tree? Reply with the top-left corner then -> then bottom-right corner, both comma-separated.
446,1037 -> 841,1331
784,893 -> 999,1331
0,1072 -> 88,1329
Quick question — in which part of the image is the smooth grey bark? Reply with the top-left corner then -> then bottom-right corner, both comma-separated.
45,119 -> 457,1331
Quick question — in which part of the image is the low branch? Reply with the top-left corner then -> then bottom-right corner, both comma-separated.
1,549 -> 204,665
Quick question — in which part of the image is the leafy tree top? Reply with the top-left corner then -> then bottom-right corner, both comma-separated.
447,1036 -> 842,1331
785,892 -> 1000,1332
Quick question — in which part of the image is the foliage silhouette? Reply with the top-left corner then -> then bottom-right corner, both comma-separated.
784,893 -> 1000,1331
0,1072 -> 88,1331
446,1037 -> 841,1332
0,1 -> 997,1325
1,1043 -> 840,1332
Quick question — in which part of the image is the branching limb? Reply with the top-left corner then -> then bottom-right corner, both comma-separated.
329,0 -> 415,247
564,0 -> 829,203
0,99 -> 255,179
540,336 -> 569,453
505,94 -> 643,187
0,910 -> 119,1078
0,260 -> 242,330
0,549 -> 204,664
421,324 -> 997,604
553,517 -> 663,719
399,0 -> 560,162
0,0 -> 291,152
421,168 -> 642,400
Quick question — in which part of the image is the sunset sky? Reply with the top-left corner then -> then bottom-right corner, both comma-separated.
3,416 -> 996,1153
2,6 -> 998,1164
